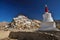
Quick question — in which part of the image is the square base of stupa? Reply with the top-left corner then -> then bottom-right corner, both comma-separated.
38,22 -> 59,31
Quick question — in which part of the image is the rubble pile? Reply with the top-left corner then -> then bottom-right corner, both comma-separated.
9,15 -> 41,31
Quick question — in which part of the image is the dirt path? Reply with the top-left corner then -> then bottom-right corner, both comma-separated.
0,30 -> 10,39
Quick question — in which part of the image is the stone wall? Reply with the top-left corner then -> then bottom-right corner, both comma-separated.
9,31 -> 60,40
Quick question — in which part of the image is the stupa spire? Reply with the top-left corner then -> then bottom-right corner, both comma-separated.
45,4 -> 48,12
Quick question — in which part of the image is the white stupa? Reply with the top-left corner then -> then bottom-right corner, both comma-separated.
38,5 -> 59,31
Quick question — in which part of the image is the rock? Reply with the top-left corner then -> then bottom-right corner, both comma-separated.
8,15 -> 41,32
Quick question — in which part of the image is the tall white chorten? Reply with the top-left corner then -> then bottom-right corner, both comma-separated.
38,5 -> 59,31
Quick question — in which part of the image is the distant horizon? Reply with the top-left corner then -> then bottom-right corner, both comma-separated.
0,14 -> 60,22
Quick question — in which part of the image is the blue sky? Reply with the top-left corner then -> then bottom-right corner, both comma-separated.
0,0 -> 60,22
